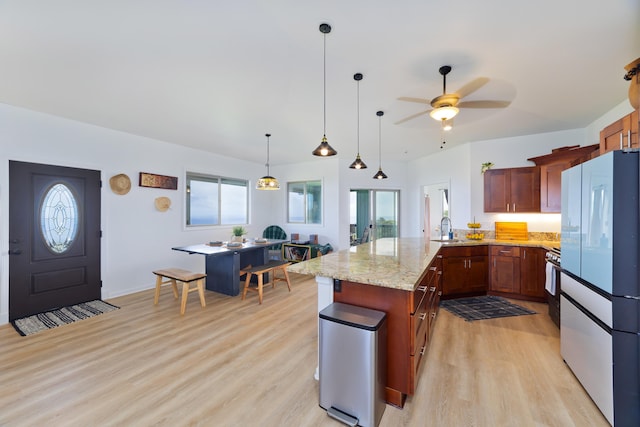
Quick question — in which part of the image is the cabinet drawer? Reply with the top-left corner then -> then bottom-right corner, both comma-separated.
441,245 -> 488,258
411,328 -> 428,390
413,265 -> 437,313
490,245 -> 520,257
411,285 -> 433,351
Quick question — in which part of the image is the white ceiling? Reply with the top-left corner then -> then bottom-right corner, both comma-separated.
1,1 -> 638,166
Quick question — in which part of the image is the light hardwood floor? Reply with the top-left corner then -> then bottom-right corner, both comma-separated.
0,273 -> 609,426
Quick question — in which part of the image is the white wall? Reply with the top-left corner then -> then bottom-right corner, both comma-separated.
0,104 -> 269,323
1,99 -> 634,324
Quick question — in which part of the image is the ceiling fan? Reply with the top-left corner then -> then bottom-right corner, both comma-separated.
395,65 -> 511,125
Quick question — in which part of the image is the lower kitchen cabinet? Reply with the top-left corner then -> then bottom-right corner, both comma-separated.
519,246 -> 546,299
490,245 -> 521,293
489,245 -> 546,301
441,245 -> 488,298
333,254 -> 441,408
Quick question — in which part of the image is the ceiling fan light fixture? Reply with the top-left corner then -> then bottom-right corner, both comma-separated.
257,133 -> 280,190
442,119 -> 453,131
313,23 -> 337,157
429,105 -> 459,121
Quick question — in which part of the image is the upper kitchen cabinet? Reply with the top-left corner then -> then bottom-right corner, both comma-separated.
599,110 -> 638,154
528,144 -> 600,213
484,167 -> 540,213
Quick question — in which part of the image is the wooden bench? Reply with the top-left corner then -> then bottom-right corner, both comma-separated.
152,268 -> 207,315
240,260 -> 292,304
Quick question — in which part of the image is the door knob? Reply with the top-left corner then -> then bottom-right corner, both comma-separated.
8,249 -> 22,255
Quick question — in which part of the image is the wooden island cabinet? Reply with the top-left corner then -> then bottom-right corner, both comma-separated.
441,245 -> 488,298
333,253 -> 442,408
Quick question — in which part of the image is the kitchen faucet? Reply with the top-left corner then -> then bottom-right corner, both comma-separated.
440,216 -> 452,240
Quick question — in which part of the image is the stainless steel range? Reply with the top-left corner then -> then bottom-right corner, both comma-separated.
545,247 -> 561,327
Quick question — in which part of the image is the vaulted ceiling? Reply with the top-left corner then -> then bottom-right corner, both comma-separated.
1,1 -> 638,165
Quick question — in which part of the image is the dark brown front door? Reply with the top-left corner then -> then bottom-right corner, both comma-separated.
9,161 -> 101,320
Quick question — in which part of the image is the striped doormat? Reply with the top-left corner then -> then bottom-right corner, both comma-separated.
11,300 -> 120,336
440,295 -> 536,322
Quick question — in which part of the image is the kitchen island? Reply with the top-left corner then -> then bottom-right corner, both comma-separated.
288,236 -> 560,408
288,237 -> 443,408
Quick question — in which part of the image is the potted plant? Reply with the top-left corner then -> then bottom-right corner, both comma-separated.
231,226 -> 247,243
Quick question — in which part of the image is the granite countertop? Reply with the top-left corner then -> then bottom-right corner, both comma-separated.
286,237 -> 441,292
287,237 -> 560,292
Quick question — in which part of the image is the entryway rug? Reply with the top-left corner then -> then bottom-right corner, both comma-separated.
440,295 -> 536,322
11,300 -> 120,336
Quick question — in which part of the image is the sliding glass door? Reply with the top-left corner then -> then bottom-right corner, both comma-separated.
350,189 -> 399,244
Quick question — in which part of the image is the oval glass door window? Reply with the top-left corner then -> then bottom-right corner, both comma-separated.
40,183 -> 79,254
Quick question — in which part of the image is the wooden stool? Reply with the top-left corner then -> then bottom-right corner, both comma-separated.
152,268 -> 207,315
240,260 -> 292,304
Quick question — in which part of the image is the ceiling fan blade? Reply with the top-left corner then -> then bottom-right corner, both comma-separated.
455,77 -> 490,98
394,109 -> 431,125
457,100 -> 511,109
398,96 -> 431,105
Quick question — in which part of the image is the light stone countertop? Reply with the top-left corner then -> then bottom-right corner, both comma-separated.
286,237 -> 441,292
287,237 -> 560,292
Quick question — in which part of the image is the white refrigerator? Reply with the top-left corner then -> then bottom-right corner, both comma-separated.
560,150 -> 639,426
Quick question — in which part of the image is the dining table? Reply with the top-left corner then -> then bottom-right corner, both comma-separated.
172,239 -> 288,296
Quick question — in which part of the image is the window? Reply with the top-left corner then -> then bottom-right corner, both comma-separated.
186,172 -> 248,226
40,183 -> 79,254
288,180 -> 322,224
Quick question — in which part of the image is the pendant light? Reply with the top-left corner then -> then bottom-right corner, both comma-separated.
373,111 -> 388,179
349,73 -> 367,169
257,133 -> 280,190
312,23 -> 337,157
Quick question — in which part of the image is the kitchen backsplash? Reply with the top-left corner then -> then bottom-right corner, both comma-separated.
452,229 -> 560,242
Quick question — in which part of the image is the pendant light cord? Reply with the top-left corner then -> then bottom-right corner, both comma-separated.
378,115 -> 382,167
323,32 -> 327,137
357,78 -> 360,154
266,133 -> 271,175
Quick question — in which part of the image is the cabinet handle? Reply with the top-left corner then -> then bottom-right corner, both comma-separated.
420,346 -> 426,356
438,291 -> 442,296
419,312 -> 427,320
464,259 -> 467,268
621,132 -> 624,150
417,285 -> 427,292
506,203 -> 509,212
431,312 -> 437,318
429,286 -> 436,292
429,266 -> 437,271
523,250 -> 526,259
494,259 -> 496,267
499,250 -> 511,254
629,130 -> 632,148
513,203 -> 516,212
468,259 -> 472,268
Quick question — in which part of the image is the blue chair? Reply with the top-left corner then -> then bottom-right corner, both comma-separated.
262,225 -> 287,260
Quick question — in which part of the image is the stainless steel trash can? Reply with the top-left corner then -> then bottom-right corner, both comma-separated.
319,302 -> 387,427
